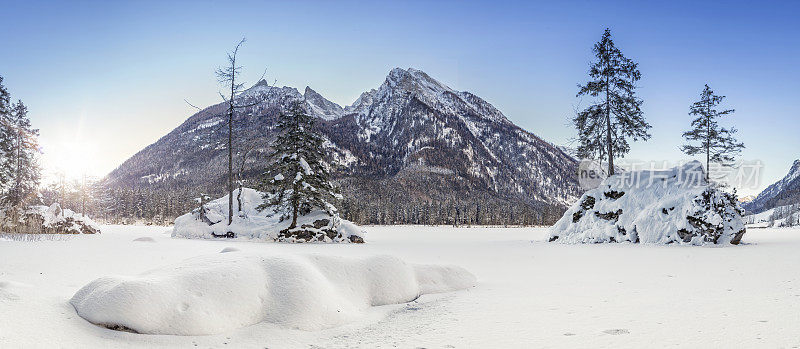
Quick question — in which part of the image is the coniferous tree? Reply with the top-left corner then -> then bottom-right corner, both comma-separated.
681,84 -> 744,181
2,100 -> 40,208
0,76 -> 13,193
258,101 -> 340,228
574,28 -> 651,176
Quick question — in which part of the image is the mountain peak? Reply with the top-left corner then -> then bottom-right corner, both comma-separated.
384,67 -> 453,95
303,86 -> 343,120
303,86 -> 320,97
745,159 -> 800,213
253,79 -> 270,87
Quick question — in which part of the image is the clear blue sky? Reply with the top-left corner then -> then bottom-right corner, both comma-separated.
0,0 -> 797,195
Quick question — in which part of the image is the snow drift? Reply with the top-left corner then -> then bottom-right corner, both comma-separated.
70,253 -> 476,335
549,161 -> 746,245
172,188 -> 364,243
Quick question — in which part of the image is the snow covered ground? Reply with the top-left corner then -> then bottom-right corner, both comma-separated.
2,225 -> 800,348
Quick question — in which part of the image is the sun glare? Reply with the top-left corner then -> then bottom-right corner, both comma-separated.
41,139 -> 100,184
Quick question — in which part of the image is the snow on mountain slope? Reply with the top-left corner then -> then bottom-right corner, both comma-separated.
329,67 -> 580,206
104,68 -> 581,224
744,159 -> 800,213
304,86 -> 344,120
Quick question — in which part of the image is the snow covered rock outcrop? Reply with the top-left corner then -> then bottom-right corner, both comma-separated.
70,253 -> 476,335
172,188 -> 365,243
549,161 -> 746,245
0,203 -> 100,234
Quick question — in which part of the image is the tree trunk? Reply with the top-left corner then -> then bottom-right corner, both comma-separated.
605,69 -> 614,176
227,70 -> 234,227
237,185 -> 243,213
291,198 -> 298,229
706,103 -> 711,182
228,112 -> 233,225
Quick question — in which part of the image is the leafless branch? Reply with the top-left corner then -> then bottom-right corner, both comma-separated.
184,99 -> 203,111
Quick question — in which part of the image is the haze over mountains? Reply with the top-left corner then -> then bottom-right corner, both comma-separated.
104,68 -> 581,224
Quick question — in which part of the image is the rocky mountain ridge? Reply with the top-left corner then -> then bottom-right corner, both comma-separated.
103,68 -> 582,225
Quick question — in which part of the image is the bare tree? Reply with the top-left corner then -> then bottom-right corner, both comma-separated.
196,38 -> 268,235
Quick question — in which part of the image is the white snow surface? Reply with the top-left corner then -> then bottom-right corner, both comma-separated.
70,253 -> 474,335
171,188 -> 364,242
551,161 -> 745,245
2,225 -> 800,347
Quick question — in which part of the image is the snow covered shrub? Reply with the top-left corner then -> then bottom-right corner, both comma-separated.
549,161 -> 746,245
172,188 -> 364,243
0,203 -> 100,235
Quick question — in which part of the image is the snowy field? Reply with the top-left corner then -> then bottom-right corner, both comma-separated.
2,225 -> 800,348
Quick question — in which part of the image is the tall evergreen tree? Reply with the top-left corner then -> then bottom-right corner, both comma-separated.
258,101 -> 340,228
681,84 -> 744,181
3,100 -> 40,208
573,28 -> 651,176
0,76 -> 13,193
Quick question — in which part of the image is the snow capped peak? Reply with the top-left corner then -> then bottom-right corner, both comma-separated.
304,86 -> 344,120
791,159 -> 800,173
344,89 -> 377,115
238,81 -> 300,100
383,67 -> 455,96
252,79 -> 271,88
745,159 -> 800,213
303,85 -> 317,95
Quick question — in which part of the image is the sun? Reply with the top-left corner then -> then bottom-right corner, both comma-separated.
40,138 -> 101,185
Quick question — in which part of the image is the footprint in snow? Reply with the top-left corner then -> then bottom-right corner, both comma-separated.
603,329 -> 630,335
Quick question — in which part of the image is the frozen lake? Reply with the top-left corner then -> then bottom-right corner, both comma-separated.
2,225 -> 800,348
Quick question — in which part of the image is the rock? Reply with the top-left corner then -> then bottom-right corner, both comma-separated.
604,190 -> 625,199
313,219 -> 330,229
549,161 -> 746,245
274,216 -> 364,244
594,209 -> 623,222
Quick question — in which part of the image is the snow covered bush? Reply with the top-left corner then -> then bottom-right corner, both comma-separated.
0,203 -> 100,235
172,188 -> 364,243
549,161 -> 746,245
70,252 -> 476,335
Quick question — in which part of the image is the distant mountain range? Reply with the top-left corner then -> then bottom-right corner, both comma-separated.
103,68 -> 582,224
744,159 -> 800,214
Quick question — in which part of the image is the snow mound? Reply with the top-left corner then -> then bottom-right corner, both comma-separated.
70,253 -> 475,335
132,237 -> 155,242
172,188 -> 365,243
219,247 -> 240,253
0,280 -> 30,301
550,161 -> 746,245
